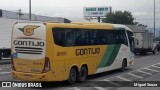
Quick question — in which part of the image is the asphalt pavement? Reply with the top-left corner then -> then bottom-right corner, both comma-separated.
0,52 -> 160,90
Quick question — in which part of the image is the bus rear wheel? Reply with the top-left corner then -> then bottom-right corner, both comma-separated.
152,50 -> 156,54
67,68 -> 77,84
78,66 -> 88,82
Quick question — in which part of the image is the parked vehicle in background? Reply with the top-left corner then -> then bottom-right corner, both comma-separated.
0,17 -> 70,60
0,52 -> 2,60
126,25 -> 158,55
156,41 -> 160,52
133,30 -> 155,55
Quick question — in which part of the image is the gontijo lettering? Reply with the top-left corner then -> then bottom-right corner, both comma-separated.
76,47 -> 100,56
14,40 -> 44,47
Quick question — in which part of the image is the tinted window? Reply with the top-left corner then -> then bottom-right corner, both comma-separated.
127,31 -> 134,51
52,28 -> 128,47
127,31 -> 134,47
0,9 -> 2,17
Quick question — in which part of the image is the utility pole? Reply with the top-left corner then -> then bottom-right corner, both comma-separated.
154,0 -> 156,39
29,0 -> 31,20
159,30 -> 160,38
98,17 -> 100,22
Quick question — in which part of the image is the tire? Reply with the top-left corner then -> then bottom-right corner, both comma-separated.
0,53 -> 2,60
153,50 -> 156,54
141,50 -> 147,55
134,52 -> 137,55
120,60 -> 127,72
67,68 -> 77,84
78,66 -> 88,82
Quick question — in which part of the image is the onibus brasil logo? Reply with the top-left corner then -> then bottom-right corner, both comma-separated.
18,25 -> 40,36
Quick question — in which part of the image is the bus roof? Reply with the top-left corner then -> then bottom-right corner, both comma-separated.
112,24 -> 132,31
47,22 -> 132,32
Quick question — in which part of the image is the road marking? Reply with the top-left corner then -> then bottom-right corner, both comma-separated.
72,87 -> 81,90
66,63 -> 160,90
89,83 -> 106,90
127,73 -> 143,79
136,70 -> 152,75
116,76 -> 131,81
0,72 -> 11,74
152,65 -> 160,68
65,87 -> 81,90
157,63 -> 160,65
103,79 -> 121,87
144,67 -> 159,72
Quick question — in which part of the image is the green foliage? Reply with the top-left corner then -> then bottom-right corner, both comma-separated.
102,11 -> 136,25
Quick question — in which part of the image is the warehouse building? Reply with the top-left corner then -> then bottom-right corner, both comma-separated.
0,9 -> 71,60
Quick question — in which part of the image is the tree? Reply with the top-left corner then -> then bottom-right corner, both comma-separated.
102,11 -> 136,25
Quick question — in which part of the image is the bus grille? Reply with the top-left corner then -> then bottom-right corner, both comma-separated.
15,47 -> 43,54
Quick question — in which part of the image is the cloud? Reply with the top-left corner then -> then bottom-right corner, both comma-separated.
133,12 -> 153,19
133,12 -> 150,16
0,0 -> 160,28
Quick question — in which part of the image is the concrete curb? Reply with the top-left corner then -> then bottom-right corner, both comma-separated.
0,60 -> 11,65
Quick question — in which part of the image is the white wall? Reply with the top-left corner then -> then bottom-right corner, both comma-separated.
0,18 -> 30,49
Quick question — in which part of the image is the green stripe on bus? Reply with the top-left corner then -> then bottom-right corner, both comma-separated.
98,45 -> 115,68
104,44 -> 121,66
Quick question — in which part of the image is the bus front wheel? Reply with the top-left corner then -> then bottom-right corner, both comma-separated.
78,66 -> 88,82
120,59 -> 127,72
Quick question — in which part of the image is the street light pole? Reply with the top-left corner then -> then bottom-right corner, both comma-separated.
154,0 -> 155,39
29,0 -> 31,20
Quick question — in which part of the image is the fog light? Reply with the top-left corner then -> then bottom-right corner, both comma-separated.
129,60 -> 133,65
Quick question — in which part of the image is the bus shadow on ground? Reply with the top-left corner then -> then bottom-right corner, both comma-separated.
30,68 -> 131,89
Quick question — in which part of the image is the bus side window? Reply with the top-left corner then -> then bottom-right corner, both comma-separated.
53,29 -> 66,46
75,30 -> 88,46
65,30 -> 77,46
75,31 -> 81,46
97,31 -> 106,45
105,31 -> 110,44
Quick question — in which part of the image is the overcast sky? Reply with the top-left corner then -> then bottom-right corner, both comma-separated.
0,0 -> 160,28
